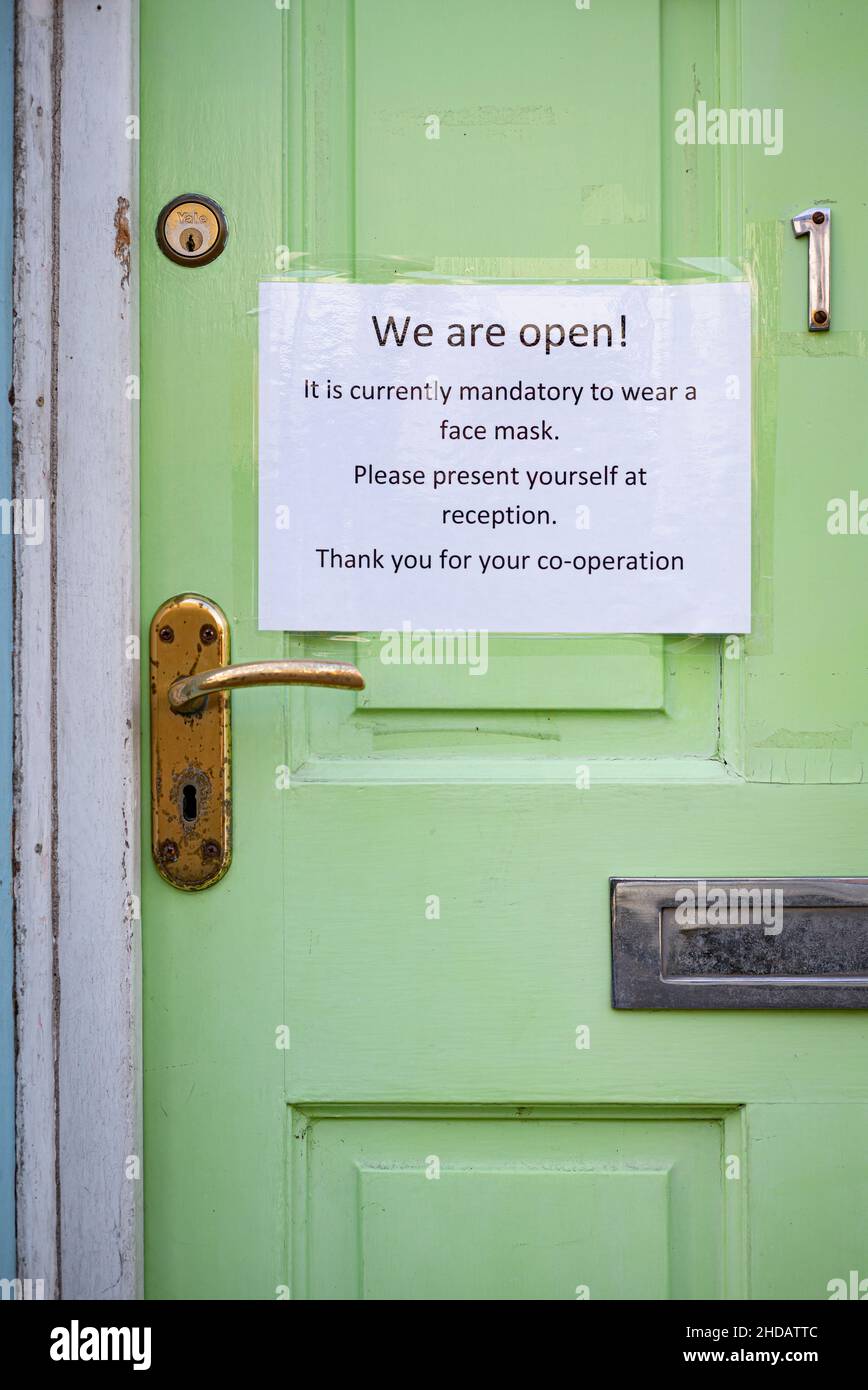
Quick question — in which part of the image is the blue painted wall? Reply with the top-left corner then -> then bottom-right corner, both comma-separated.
0,0 -> 14,1283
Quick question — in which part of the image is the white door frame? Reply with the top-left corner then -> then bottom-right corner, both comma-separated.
13,0 -> 140,1299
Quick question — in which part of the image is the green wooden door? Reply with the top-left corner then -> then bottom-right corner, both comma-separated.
142,0 -> 868,1300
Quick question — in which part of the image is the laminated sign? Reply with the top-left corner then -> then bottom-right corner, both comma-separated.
258,281 -> 751,633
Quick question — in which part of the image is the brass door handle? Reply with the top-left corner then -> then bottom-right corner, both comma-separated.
168,658 -> 364,713
150,593 -> 364,890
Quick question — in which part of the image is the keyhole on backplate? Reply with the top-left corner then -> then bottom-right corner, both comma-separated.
181,783 -> 198,823
182,227 -> 204,255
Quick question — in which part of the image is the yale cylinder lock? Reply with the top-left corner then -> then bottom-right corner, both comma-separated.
155,194 -> 228,266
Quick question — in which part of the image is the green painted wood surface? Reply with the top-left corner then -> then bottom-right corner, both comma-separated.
142,0 -> 868,1299
293,1110 -> 729,1300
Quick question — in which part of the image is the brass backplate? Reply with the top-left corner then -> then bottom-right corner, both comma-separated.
150,594 -> 231,889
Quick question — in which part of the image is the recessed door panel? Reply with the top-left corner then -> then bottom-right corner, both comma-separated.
293,1111 -> 729,1301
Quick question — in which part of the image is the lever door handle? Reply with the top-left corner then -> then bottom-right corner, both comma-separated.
150,593 -> 364,890
168,658 -> 364,713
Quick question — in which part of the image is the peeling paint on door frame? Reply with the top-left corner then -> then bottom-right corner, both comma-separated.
13,0 -> 140,1301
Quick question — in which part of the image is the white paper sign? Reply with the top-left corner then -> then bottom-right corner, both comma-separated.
258,281 -> 750,633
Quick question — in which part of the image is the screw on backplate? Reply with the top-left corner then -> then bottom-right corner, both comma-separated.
159,839 -> 179,864
812,210 -> 826,224
200,624 -> 218,645
813,309 -> 828,326
158,625 -> 174,644
202,839 -> 221,862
